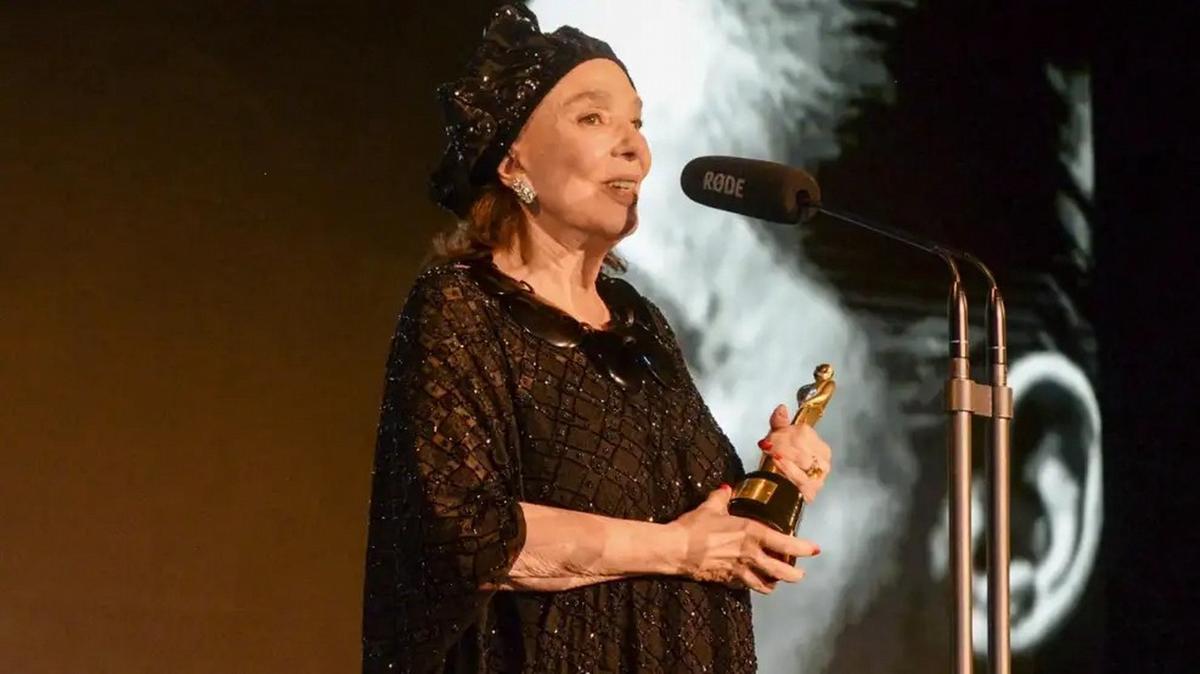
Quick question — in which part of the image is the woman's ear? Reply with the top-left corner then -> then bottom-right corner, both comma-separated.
496,149 -> 524,188
927,350 -> 1103,654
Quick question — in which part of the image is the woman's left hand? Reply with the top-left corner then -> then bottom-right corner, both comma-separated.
757,404 -> 833,503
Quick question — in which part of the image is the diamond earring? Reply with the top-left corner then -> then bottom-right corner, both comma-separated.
511,176 -> 537,205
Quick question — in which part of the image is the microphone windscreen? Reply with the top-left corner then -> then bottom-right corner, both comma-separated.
680,156 -> 821,224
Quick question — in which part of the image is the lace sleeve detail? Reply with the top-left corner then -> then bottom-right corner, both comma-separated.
362,268 -> 526,674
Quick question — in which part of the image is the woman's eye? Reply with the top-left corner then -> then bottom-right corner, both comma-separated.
632,119 -> 644,130
579,113 -> 603,125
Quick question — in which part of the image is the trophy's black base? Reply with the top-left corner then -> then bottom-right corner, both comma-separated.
729,470 -> 806,565
728,470 -> 805,535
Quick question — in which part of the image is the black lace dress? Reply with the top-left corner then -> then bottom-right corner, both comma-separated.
361,257 -> 755,673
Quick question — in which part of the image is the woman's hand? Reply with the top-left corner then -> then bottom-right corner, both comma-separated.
665,485 -> 820,594
757,404 -> 833,503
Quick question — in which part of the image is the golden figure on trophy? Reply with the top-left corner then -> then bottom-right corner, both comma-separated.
728,364 -> 836,561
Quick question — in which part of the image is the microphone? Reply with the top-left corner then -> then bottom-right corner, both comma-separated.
680,154 -> 968,260
679,155 -> 821,224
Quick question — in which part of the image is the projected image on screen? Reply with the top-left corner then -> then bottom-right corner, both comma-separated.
531,1 -> 1102,671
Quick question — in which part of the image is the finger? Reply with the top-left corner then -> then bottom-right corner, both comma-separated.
771,456 -> 818,503
738,567 -> 774,595
787,455 -> 829,503
769,403 -> 790,430
756,525 -> 821,560
762,426 -> 817,461
800,478 -> 822,504
754,569 -> 779,593
777,456 -> 818,500
765,440 -> 815,470
753,550 -> 805,583
745,565 -> 779,588
800,424 -> 830,456
703,484 -> 734,511
804,431 -> 833,469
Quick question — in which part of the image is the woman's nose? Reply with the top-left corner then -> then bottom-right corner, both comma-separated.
614,124 -> 650,168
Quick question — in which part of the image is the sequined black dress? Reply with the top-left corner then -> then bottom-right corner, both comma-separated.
361,258 -> 755,673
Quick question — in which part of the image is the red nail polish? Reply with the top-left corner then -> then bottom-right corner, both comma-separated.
719,482 -> 731,491
757,438 -> 773,450
771,451 -> 782,460
813,546 -> 822,556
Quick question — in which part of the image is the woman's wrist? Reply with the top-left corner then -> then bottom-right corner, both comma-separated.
514,503 -> 687,582
641,520 -> 688,578
598,516 -> 687,579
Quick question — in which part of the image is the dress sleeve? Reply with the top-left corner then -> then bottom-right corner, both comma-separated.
643,298 -> 747,488
361,269 -> 526,674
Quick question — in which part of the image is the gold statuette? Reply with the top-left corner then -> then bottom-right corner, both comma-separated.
729,364 -> 836,557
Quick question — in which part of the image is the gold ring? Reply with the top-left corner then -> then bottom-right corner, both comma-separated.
804,460 -> 824,479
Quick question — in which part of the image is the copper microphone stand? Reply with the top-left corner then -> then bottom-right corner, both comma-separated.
681,155 -> 1014,671
813,205 -> 1014,674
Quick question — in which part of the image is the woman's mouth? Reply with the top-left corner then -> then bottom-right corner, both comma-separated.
603,179 -> 639,205
605,179 -> 637,191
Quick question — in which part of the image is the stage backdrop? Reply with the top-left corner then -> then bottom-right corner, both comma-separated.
527,2 -> 1103,672
0,1 -> 1101,672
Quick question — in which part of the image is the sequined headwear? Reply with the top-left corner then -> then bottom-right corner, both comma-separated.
429,4 -> 634,218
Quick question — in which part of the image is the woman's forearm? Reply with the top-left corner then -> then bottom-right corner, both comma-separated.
485,501 -> 683,592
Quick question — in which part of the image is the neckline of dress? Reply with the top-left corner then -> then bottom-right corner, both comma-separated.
455,253 -> 638,335
452,253 -> 682,391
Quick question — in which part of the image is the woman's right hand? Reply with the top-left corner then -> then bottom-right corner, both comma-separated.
664,484 -> 820,594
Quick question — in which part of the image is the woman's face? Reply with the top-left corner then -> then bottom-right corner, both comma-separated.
507,58 -> 651,244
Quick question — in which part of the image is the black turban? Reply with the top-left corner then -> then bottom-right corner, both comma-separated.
428,4 -> 633,218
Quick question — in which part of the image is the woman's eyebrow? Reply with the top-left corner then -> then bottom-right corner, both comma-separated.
563,90 -> 612,107
561,90 -> 645,111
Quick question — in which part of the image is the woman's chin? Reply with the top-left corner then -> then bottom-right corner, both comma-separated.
560,206 -> 639,248
578,213 -> 638,243
607,201 -> 639,236
619,210 -> 639,237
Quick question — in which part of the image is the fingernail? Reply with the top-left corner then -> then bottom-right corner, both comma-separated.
757,438 -> 773,450
719,482 -> 731,491
774,404 -> 786,415
813,546 -> 822,556
771,451 -> 782,460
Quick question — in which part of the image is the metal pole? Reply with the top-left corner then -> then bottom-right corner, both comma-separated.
948,280 -> 974,674
809,206 -> 1014,673
987,288 -> 1012,674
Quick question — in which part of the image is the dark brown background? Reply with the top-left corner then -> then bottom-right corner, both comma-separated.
1,3 -> 506,672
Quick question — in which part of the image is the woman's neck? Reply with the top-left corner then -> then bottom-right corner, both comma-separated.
492,221 -> 613,328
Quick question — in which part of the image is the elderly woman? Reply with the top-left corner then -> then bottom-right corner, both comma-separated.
361,6 -> 833,673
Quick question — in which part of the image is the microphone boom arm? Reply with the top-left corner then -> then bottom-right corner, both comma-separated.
811,201 -> 1013,674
